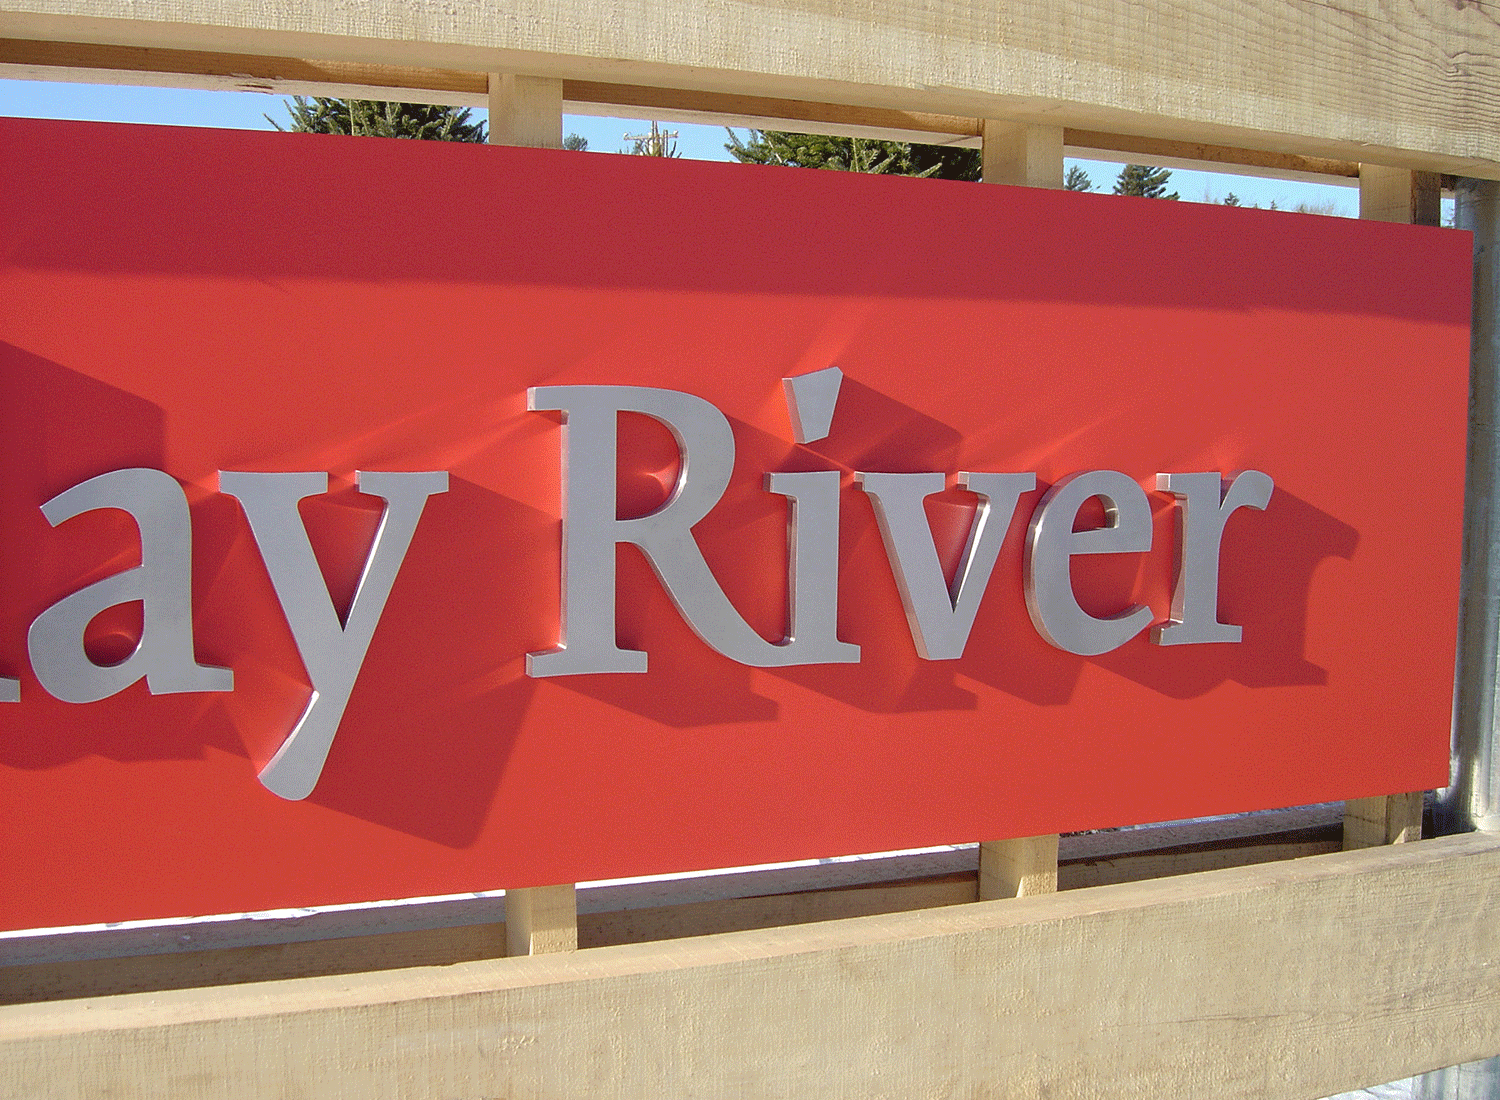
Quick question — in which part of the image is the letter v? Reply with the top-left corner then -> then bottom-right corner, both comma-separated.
220,470 -> 449,800
855,472 -> 1035,659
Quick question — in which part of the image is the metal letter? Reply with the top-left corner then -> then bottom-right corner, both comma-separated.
1151,470 -> 1274,645
1023,470 -> 1154,656
782,367 -> 844,444
527,385 -> 858,675
856,471 -> 1035,659
28,468 -> 233,703
220,470 -> 448,801
765,470 -> 860,664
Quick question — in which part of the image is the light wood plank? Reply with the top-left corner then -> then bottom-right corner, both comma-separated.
1344,792 -> 1425,850
581,874 -> 978,948
0,924 -> 509,1006
2,808 -> 1346,1002
2,835 -> 1495,1100
981,120 -> 1064,189
975,119 -> 1064,902
1344,794 -> 1392,850
1063,127 -> 1360,181
503,884 -> 577,955
0,36 -> 490,102
2,0 -> 1494,177
487,72 -> 561,149
0,40 -> 1374,182
978,833 -> 1060,898
1343,165 -> 1438,855
1360,164 -> 1443,225
0,829 -> 1348,1003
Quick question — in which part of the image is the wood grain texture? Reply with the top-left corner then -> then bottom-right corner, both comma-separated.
503,884 -> 576,955
978,833 -> 1060,897
981,120 -> 1063,188
1063,128 -> 1362,179
977,118 -> 1061,918
1,0 -> 1495,177
2,811 -> 1346,1003
1344,792 -> 1426,849
1360,164 -> 1444,225
0,36 -> 491,101
0,40 -> 1369,180
1,834 -> 1495,1100
1345,141 -> 1447,855
488,73 -> 562,149
0,924 -> 510,1006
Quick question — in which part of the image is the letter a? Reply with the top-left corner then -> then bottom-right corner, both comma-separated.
29,468 -> 232,703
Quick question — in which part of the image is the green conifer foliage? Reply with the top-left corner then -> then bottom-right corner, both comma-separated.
1112,164 -> 1180,199
1064,165 -> 1095,191
269,97 -> 488,142
725,129 -> 980,181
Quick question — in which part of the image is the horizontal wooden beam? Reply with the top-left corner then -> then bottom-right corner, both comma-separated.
1063,128 -> 1360,183
0,37 -> 492,104
1,0 -> 1494,179
0,38 -> 1369,183
2,833 -> 1496,1099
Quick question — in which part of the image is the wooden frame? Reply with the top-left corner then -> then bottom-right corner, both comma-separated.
0,38 -> 1375,183
0,805 -> 1345,1005
0,2 -> 1496,1095
1,1 -> 1495,178
5,833 -> 1498,1099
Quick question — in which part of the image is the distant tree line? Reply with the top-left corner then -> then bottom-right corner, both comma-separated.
269,104 -> 1326,211
725,130 -> 1189,199
270,97 -> 594,151
270,97 -> 489,142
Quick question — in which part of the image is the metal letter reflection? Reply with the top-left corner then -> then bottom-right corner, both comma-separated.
527,385 -> 858,675
220,470 -> 448,800
856,471 -> 1035,659
28,468 -> 233,703
1151,470 -> 1274,645
782,366 -> 844,444
1023,470 -> 1154,656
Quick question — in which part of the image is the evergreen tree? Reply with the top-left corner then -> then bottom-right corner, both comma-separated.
269,97 -> 487,142
1223,192 -> 1242,206
1112,164 -> 1179,199
1064,165 -> 1094,191
563,133 -> 590,152
725,129 -> 980,181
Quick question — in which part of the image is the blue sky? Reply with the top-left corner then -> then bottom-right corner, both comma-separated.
0,78 -> 1362,214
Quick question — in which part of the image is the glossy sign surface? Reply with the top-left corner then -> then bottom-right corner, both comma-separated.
0,119 -> 1471,931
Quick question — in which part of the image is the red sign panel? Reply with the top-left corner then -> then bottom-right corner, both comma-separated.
0,119 -> 1471,931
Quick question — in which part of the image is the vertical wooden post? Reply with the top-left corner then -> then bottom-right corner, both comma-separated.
980,121 -> 1065,189
979,834 -> 1060,899
1343,166 -> 1441,851
1344,792 -> 1424,849
487,74 -> 563,149
487,73 -> 572,952
1358,164 -> 1442,225
505,884 -> 578,956
976,119 -> 1066,900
